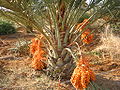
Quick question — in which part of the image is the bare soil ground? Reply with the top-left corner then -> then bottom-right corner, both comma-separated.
0,32 -> 120,90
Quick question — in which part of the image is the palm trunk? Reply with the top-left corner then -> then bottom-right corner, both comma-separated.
46,51 -> 76,79
45,1 -> 77,79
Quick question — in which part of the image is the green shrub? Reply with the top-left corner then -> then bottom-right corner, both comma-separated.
0,21 -> 16,35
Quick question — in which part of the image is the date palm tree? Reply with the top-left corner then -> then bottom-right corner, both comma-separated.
0,0 -> 119,79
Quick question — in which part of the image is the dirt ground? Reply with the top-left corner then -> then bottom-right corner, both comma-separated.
0,32 -> 120,90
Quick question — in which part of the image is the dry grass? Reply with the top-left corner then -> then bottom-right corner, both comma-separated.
93,24 -> 120,60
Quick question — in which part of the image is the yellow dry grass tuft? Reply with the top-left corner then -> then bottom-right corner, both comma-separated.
93,24 -> 120,60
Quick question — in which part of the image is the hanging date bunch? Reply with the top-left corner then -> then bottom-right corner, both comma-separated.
70,57 -> 96,90
76,19 -> 94,44
29,36 -> 46,70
